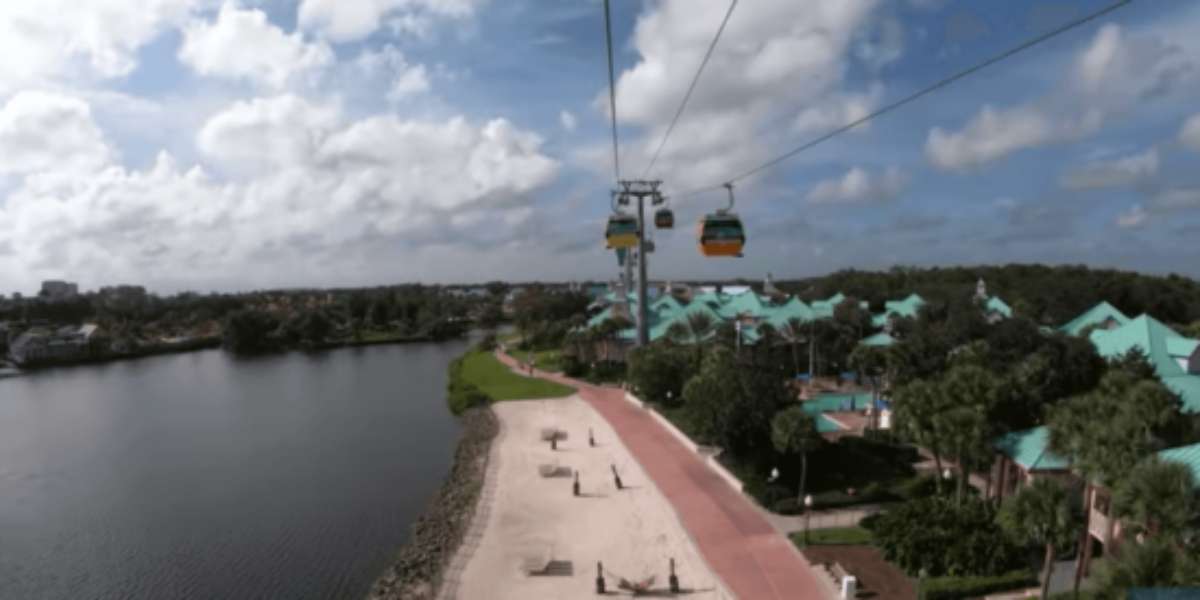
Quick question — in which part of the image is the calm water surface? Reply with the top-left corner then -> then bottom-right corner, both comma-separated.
0,342 -> 466,599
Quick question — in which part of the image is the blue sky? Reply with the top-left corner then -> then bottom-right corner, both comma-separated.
0,0 -> 1198,293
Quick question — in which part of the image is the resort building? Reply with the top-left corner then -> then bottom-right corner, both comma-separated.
39,280 -> 79,301
1059,301 -> 1131,337
871,294 -> 926,330
991,426 -> 1072,502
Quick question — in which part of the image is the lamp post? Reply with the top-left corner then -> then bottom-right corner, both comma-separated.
803,494 -> 814,546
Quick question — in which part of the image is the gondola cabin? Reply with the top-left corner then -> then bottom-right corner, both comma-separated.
697,213 -> 745,257
605,214 -> 639,249
654,208 -> 674,229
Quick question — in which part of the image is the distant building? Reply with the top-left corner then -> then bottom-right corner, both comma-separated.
40,280 -> 79,300
99,285 -> 148,309
8,323 -> 100,366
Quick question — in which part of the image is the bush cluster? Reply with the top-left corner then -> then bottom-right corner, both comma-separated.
446,356 -> 491,415
863,497 -> 1024,577
921,570 -> 1037,600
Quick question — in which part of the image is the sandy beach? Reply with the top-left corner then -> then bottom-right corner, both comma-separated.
450,397 -> 725,599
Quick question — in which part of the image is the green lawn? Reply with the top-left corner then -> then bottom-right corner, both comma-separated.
460,351 -> 574,401
789,526 -> 873,547
509,348 -> 563,372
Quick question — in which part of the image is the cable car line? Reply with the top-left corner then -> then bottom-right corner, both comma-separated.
673,0 -> 1133,199
602,0 -> 621,183
642,0 -> 739,179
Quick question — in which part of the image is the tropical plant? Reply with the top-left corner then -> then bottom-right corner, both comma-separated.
848,344 -> 889,430
667,311 -> 714,368
771,407 -> 822,509
780,317 -> 808,376
1097,535 -> 1200,595
998,478 -> 1079,599
1047,370 -> 1186,595
626,343 -> 693,407
893,379 -> 952,494
939,365 -> 1003,506
1112,457 -> 1198,540
864,496 -> 1023,577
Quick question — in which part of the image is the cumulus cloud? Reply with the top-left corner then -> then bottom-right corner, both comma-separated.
0,91 -> 114,175
1180,113 -> 1200,152
602,1 -> 881,188
0,0 -> 198,92
1116,204 -> 1147,228
298,0 -> 486,42
927,104 -> 1100,170
926,23 -> 1197,171
560,110 -> 577,132
355,45 -> 432,101
179,3 -> 334,89
1059,147 -> 1158,190
0,92 -> 559,291
807,166 -> 909,204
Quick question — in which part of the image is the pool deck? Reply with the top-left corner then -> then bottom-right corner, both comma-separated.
494,350 -> 831,600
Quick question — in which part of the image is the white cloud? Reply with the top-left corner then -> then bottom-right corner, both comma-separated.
807,166 -> 909,204
0,91 -> 559,291
0,0 -> 199,92
197,95 -> 340,170
559,110 -> 577,132
0,91 -> 113,175
1059,147 -> 1158,190
603,0 -> 881,189
298,0 -> 486,43
355,45 -> 432,102
1150,187 -> 1200,212
792,85 -> 882,135
1116,204 -> 1147,228
1180,113 -> 1200,152
926,105 -> 1100,171
926,23 -> 1196,171
179,2 -> 334,89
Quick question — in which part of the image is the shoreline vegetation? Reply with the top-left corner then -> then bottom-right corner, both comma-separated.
368,406 -> 499,600
447,346 -> 575,414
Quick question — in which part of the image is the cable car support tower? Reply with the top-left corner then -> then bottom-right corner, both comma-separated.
616,179 -> 663,347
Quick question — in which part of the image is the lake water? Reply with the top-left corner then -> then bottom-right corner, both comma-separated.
0,342 -> 467,599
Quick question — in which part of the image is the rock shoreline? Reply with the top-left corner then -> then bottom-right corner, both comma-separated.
368,406 -> 499,599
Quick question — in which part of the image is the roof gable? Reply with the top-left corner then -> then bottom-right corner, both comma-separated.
994,426 -> 1070,472
1060,301 -> 1130,336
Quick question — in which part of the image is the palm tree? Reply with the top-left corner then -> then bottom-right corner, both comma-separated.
1112,457 -> 1198,539
1048,371 -> 1184,595
998,478 -> 1078,599
848,344 -> 887,430
893,379 -> 951,494
771,406 -> 822,509
940,365 -> 1001,506
668,311 -> 714,369
781,317 -> 807,377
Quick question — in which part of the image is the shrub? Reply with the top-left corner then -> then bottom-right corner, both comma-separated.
475,333 -> 497,352
921,570 -> 1037,600
446,356 -> 493,415
627,343 -> 693,407
560,354 -> 587,377
864,497 -> 1024,577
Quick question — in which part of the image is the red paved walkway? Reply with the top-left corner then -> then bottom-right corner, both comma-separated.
495,351 -> 828,599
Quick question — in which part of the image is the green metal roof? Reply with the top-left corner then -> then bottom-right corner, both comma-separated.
809,292 -> 868,319
1163,376 -> 1200,414
1158,442 -> 1200,489
873,293 -> 925,327
1089,314 -> 1193,378
1060,301 -> 1130,336
801,393 -> 873,415
986,296 -> 1012,318
994,426 -> 1071,472
861,332 -> 896,347
1167,337 -> 1199,359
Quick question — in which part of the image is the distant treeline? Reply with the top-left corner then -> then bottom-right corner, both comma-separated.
772,264 -> 1200,328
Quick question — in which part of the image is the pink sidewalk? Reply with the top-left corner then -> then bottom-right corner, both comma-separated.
495,351 -> 827,599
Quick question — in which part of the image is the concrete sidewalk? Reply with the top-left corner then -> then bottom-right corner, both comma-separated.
494,351 -> 832,600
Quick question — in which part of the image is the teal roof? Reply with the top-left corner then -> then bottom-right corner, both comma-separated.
1167,337 -> 1199,359
1089,314 -> 1194,378
994,426 -> 1070,472
1060,301 -> 1130,336
1163,376 -> 1200,414
861,332 -> 896,347
801,393 -> 873,415
810,292 -> 868,319
873,293 -> 925,327
1158,442 -> 1200,489
986,296 -> 1012,318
